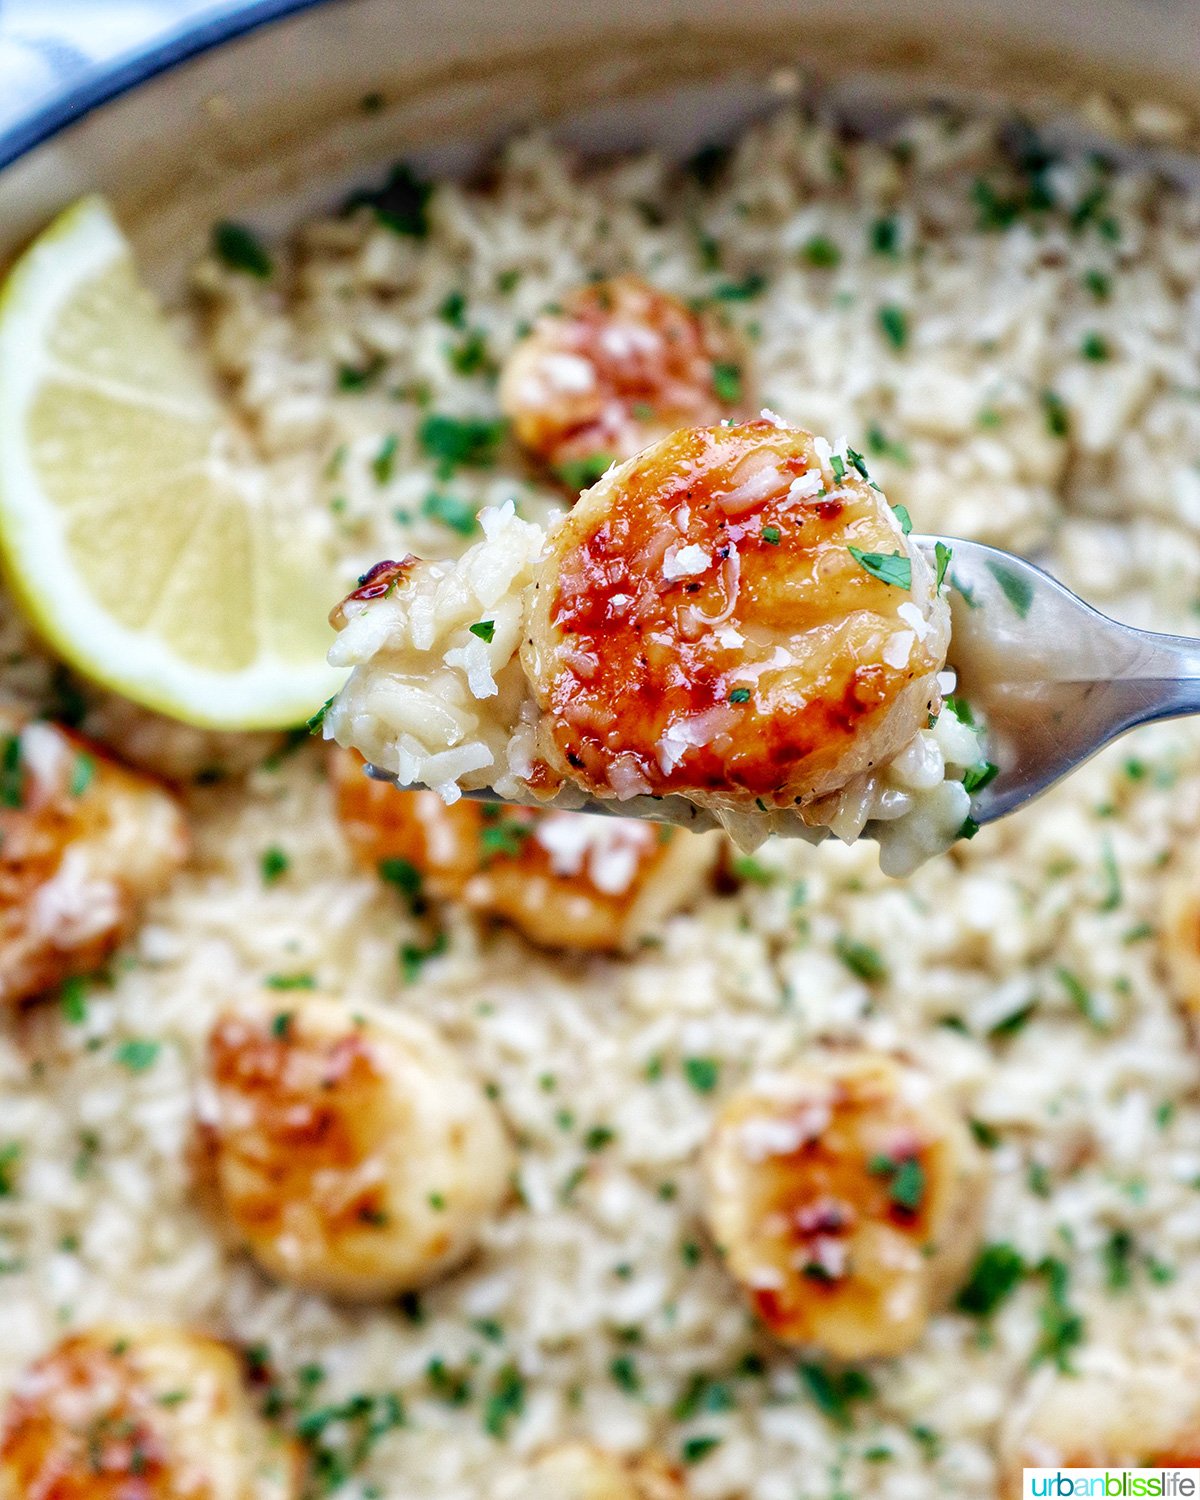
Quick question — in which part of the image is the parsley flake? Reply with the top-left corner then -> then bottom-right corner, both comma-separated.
115,1039 -> 160,1073
212,221 -> 273,278
878,303 -> 909,349
848,547 -> 911,589
712,362 -> 743,403
955,1243 -> 1026,1316
986,560 -> 1033,617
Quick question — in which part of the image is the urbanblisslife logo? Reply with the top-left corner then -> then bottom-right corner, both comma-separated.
1024,1472 -> 1200,1497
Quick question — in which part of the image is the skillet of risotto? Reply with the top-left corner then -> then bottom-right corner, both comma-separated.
5,93 -> 1200,1500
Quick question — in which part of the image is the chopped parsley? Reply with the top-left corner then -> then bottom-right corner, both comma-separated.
955,1243 -> 1026,1316
306,696 -> 335,735
270,1012 -> 293,1040
988,1000 -> 1037,1038
1082,268 -> 1112,300
711,273 -> 766,301
468,620 -> 496,643
1041,388 -> 1070,438
343,161 -> 432,236
482,1364 -> 526,1438
400,930 -> 449,983
878,303 -> 909,350
69,753 -> 95,798
583,1125 -> 616,1152
1081,331 -> 1110,361
554,454 -> 613,491
729,687 -> 752,704
1033,1256 -> 1085,1370
0,1143 -> 22,1198
801,235 -> 841,269
421,491 -> 479,535
212,221 -> 273,277
866,424 -> 912,466
449,329 -> 491,376
418,414 -> 506,474
59,976 -> 88,1024
847,547 -> 911,589
730,854 -> 774,885
869,1153 -> 926,1213
378,857 -> 424,913
871,216 -> 901,255
962,760 -> 999,794
673,1373 -> 735,1421
681,1435 -> 723,1464
0,735 -> 23,808
1098,838 -> 1121,910
426,1357 -> 471,1405
1056,966 -> 1105,1029
934,540 -> 953,591
761,524 -> 781,546
609,1355 -> 641,1395
261,846 -> 289,884
834,935 -> 887,981
265,972 -> 316,990
797,1363 -> 875,1429
336,358 -> 383,392
115,1039 -> 160,1073
986,560 -> 1033,617
371,434 -> 399,485
439,291 -> 467,326
1102,1229 -> 1134,1290
712,362 -> 743,403
683,1057 -> 720,1094
479,816 -> 533,858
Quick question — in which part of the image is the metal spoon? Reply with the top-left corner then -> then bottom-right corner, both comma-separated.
365,536 -> 1200,831
927,535 -> 1200,825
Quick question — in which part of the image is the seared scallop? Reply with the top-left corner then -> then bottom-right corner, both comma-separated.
499,276 -> 745,484
521,419 -> 949,815
0,709 -> 189,1005
196,994 -> 511,1299
1160,861 -> 1200,1016
0,1325 -> 299,1500
701,1050 -> 987,1359
330,748 -> 719,952
998,1364 -> 1200,1495
496,1443 -> 686,1500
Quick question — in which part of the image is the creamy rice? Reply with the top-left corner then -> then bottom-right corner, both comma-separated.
4,97 -> 1200,1500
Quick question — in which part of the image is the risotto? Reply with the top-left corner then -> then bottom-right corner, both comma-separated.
4,94 -> 1200,1500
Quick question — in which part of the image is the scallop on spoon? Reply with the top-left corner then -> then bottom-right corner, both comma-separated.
363,536 -> 1200,835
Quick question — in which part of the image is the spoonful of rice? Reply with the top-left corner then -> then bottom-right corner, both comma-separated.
317,416 -> 1200,876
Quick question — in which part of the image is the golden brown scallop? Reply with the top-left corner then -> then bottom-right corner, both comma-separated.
0,1325 -> 300,1500
0,709 -> 189,1006
521,419 -> 949,816
1160,859 -> 1200,1018
998,1364 -> 1200,1497
497,1442 -> 687,1500
330,747 -> 719,953
196,994 -> 511,1300
499,276 -> 745,484
701,1051 -> 987,1360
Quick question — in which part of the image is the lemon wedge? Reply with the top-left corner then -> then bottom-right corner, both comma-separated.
0,195 -> 343,728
